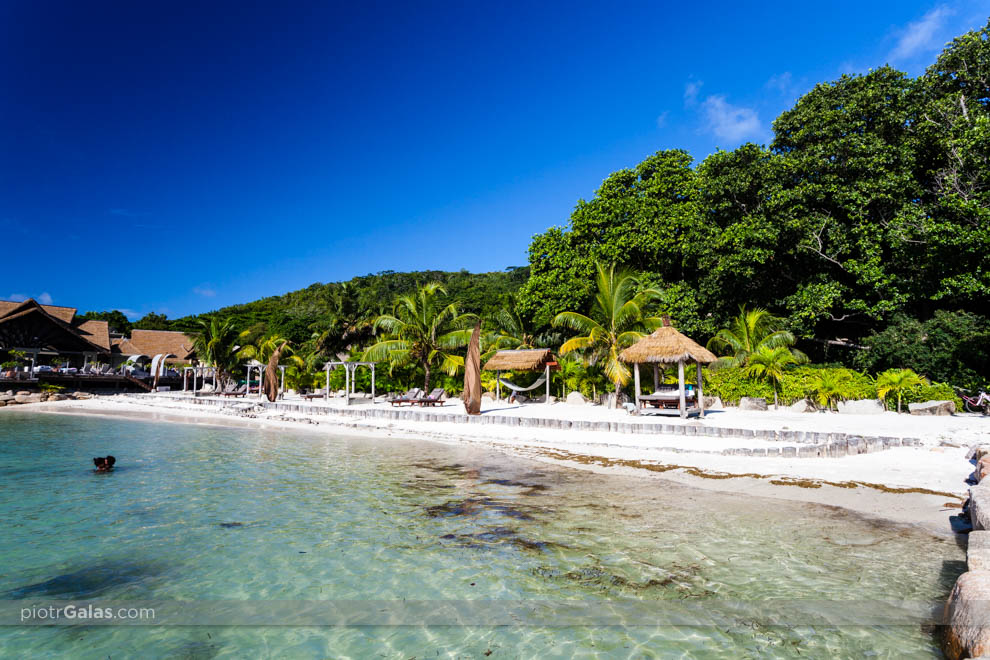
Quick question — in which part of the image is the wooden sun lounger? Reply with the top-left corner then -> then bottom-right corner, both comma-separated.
302,390 -> 326,400
414,388 -> 445,406
221,384 -> 247,397
390,388 -> 423,406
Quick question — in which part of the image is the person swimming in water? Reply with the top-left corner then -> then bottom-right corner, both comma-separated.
93,456 -> 116,472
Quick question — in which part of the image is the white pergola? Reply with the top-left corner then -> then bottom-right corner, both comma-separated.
324,361 -> 376,405
182,366 -> 216,392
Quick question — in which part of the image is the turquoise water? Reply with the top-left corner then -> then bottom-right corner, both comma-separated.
0,410 -> 963,658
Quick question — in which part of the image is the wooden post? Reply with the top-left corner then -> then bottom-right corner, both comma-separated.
696,361 -> 705,419
653,364 -> 659,391
496,371 -> 501,402
678,360 -> 686,418
279,366 -> 285,399
545,364 -> 550,404
345,366 -> 350,406
634,362 -> 641,412
371,365 -> 376,402
324,366 -> 330,402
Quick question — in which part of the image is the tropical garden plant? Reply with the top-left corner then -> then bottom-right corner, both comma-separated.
191,317 -> 241,390
742,345 -> 801,409
875,368 -> 928,413
553,263 -> 661,406
363,283 -> 477,391
707,305 -> 807,369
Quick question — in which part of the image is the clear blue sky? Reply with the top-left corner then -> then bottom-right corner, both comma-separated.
2,1 -> 988,319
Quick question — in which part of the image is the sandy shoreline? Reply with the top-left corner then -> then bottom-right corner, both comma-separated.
7,392 -> 987,535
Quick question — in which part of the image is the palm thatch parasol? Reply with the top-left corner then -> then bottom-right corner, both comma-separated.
263,343 -> 284,403
462,321 -> 482,415
620,316 -> 714,418
482,348 -> 556,371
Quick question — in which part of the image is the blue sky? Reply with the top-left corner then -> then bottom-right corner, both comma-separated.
2,1 -> 988,319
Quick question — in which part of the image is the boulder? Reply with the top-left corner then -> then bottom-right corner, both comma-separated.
0,400 -> 5,407
738,397 -> 768,411
0,394 -> 14,402
979,456 -> 990,483
566,391 -> 588,405
50,393 -> 68,401
15,391 -> 30,396
968,532 -> 990,572
481,391 -> 495,401
14,394 -> 42,404
970,485 -> 990,531
837,399 -> 885,415
943,571 -> 990,660
909,400 -> 956,416
702,396 -> 723,410
789,399 -> 818,413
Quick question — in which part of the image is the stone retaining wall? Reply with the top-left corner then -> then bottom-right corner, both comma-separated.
135,393 -> 921,459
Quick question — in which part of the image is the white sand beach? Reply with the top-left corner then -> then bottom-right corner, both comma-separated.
17,392 -> 990,534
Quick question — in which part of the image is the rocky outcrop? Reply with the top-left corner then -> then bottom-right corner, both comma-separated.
789,399 -> 818,413
970,485 -> 990,531
944,571 -> 990,660
702,396 -> 723,410
738,397 -> 768,411
909,400 -> 956,416
566,391 -> 587,405
967,532 -> 990,572
836,399 -> 885,415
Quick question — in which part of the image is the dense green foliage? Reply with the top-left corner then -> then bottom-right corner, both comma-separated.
169,268 -> 527,345
516,23 -> 990,389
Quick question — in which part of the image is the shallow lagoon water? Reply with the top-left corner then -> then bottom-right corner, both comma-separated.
0,411 -> 964,658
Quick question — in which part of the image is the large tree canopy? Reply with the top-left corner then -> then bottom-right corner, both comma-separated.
516,21 -> 990,381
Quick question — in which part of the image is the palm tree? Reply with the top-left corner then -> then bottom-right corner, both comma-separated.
876,368 -> 928,413
237,332 -> 305,370
191,317 -> 240,390
707,305 -> 807,369
363,283 -> 476,391
807,370 -> 852,412
743,345 -> 799,409
553,263 -> 661,406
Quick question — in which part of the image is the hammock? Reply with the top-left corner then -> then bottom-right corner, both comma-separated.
498,375 -> 548,392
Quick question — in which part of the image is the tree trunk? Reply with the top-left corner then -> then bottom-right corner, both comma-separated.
773,385 -> 778,409
423,362 -> 431,392
613,380 -> 620,409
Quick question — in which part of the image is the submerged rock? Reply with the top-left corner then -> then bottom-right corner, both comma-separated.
909,400 -> 956,416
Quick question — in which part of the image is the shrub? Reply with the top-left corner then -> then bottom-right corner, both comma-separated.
892,381 -> 963,411
704,365 -> 875,407
39,383 -> 65,393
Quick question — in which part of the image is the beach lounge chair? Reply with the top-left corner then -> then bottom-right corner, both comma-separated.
302,388 -> 326,400
639,387 -> 696,410
390,388 -> 423,406
222,384 -> 247,397
415,388 -> 445,406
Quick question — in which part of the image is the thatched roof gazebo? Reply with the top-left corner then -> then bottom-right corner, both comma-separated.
620,317 -> 717,418
482,348 -> 557,403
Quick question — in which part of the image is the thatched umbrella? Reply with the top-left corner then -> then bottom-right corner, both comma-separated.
482,348 -> 556,402
620,316 -> 716,418
263,343 -> 285,403
462,321 -> 482,415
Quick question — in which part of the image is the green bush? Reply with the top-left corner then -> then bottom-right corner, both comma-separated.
704,365 -> 876,406
889,381 -> 963,411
